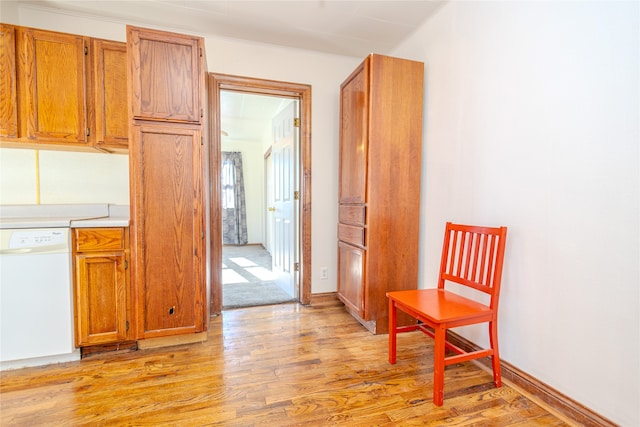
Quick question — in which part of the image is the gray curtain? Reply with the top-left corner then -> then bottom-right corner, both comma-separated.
221,152 -> 248,245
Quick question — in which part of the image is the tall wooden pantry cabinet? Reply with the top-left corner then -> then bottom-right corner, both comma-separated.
337,54 -> 424,334
127,26 -> 208,340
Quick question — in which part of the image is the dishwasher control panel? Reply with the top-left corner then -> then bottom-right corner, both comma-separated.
9,229 -> 67,248
0,228 -> 70,254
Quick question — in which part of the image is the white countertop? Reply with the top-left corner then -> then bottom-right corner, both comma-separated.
0,204 -> 130,229
70,205 -> 130,228
69,216 -> 130,228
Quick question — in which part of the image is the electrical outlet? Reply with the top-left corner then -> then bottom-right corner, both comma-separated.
320,267 -> 328,280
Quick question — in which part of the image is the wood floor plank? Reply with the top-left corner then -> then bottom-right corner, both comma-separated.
0,300 -> 577,426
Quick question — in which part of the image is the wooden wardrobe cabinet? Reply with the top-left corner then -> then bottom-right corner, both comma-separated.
73,227 -> 130,346
127,26 -> 207,340
337,54 -> 424,334
0,24 -> 18,139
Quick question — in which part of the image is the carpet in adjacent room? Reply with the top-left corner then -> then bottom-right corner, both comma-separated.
222,244 -> 296,309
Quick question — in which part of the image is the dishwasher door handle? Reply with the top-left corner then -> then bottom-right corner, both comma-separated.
0,244 -> 68,255
0,248 -> 32,255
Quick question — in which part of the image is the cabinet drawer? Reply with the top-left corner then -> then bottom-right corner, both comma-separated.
74,228 -> 125,252
338,223 -> 365,247
339,205 -> 365,226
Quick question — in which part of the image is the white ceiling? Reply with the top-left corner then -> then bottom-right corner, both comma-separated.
15,0 -> 443,142
220,91 -> 291,142
16,0 -> 443,57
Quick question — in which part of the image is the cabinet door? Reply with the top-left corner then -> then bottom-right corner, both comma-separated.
337,241 -> 365,317
0,24 -> 18,139
130,124 -> 206,338
92,39 -> 128,149
17,28 -> 88,144
75,252 -> 128,346
339,58 -> 369,204
127,26 -> 202,123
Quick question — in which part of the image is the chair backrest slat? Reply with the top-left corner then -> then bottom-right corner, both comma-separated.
477,233 -> 488,285
438,223 -> 508,306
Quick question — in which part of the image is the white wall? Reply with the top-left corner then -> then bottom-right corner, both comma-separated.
0,148 -> 130,205
392,1 -> 639,425
2,3 -> 361,294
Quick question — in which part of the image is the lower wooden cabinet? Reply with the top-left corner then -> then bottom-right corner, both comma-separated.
73,227 -> 130,346
338,241 -> 365,317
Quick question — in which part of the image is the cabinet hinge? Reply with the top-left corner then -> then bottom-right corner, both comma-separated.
201,108 -> 204,118
85,127 -> 90,136
84,46 -> 88,55
294,191 -> 300,200
124,259 -> 128,270
294,118 -> 300,128
200,47 -> 203,58
201,136 -> 203,145
295,262 -> 300,272
126,320 -> 129,331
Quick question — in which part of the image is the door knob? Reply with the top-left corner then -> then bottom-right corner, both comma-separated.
268,207 -> 276,212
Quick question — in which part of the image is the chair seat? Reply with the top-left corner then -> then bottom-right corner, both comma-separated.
387,289 -> 492,325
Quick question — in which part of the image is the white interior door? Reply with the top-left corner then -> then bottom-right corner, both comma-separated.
264,152 -> 274,255
271,101 -> 298,298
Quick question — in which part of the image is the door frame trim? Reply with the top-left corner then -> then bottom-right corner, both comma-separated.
208,73 -> 312,314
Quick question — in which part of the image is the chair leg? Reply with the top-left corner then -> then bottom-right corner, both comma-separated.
388,299 -> 397,364
432,326 -> 446,406
489,320 -> 502,387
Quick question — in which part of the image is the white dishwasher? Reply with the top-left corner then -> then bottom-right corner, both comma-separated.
0,227 -> 80,369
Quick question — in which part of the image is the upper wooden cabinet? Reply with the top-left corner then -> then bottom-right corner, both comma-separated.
339,57 -> 369,205
127,26 -> 203,123
92,39 -> 128,150
0,24 -> 18,139
17,27 -> 89,145
337,54 -> 424,334
0,25 -> 128,151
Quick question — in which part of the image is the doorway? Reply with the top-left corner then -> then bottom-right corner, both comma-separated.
208,73 -> 312,315
220,92 -> 297,308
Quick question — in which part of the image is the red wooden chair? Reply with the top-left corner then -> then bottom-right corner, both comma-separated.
387,222 -> 508,406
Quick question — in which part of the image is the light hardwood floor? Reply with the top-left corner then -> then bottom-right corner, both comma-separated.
0,298 -> 575,426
